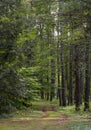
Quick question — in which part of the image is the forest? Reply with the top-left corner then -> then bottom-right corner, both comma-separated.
0,0 -> 91,130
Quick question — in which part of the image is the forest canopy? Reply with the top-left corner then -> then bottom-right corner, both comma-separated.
0,0 -> 91,114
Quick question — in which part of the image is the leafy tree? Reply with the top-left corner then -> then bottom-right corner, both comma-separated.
0,0 -> 26,113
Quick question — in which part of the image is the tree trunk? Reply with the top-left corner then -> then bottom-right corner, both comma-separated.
84,43 -> 90,111
79,67 -> 84,104
84,9 -> 91,110
46,76 -> 50,101
60,44 -> 66,106
41,88 -> 44,99
56,33 -> 62,105
74,45 -> 80,111
50,58 -> 55,101
68,44 -> 73,105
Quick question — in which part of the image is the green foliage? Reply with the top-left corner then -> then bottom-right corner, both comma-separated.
0,0 -> 27,113
18,67 -> 41,100
0,0 -> 91,115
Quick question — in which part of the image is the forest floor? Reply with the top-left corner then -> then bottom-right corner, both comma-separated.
0,100 -> 91,130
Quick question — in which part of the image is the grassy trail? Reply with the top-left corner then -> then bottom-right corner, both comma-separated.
0,100 -> 91,130
0,112 -> 68,130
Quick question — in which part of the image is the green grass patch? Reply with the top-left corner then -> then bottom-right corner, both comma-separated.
0,120 -> 68,130
47,111 -> 60,118
32,99 -> 59,111
14,109 -> 43,118
58,105 -> 91,119
0,100 -> 91,130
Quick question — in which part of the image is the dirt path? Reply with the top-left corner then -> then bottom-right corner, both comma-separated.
0,113 -> 68,126
0,105 -> 68,126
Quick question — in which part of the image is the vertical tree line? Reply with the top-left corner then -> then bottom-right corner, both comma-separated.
0,0 -> 91,114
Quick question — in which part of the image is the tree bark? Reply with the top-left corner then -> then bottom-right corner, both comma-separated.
60,44 -> 66,106
74,45 -> 80,111
84,43 -> 90,111
68,44 -> 73,105
50,58 -> 55,101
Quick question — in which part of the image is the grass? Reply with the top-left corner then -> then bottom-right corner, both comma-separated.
31,99 -> 59,111
0,100 -> 91,130
0,120 -> 68,130
58,105 -> 91,119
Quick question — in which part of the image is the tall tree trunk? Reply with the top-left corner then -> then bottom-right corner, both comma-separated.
68,44 -> 73,105
46,76 -> 50,101
57,40 -> 62,106
50,58 -> 55,101
84,43 -> 90,111
84,6 -> 91,110
41,88 -> 44,99
65,56 -> 69,105
74,45 -> 80,111
79,67 -> 84,104
60,44 -> 66,106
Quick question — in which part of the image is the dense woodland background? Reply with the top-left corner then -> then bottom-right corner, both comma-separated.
0,0 -> 91,114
